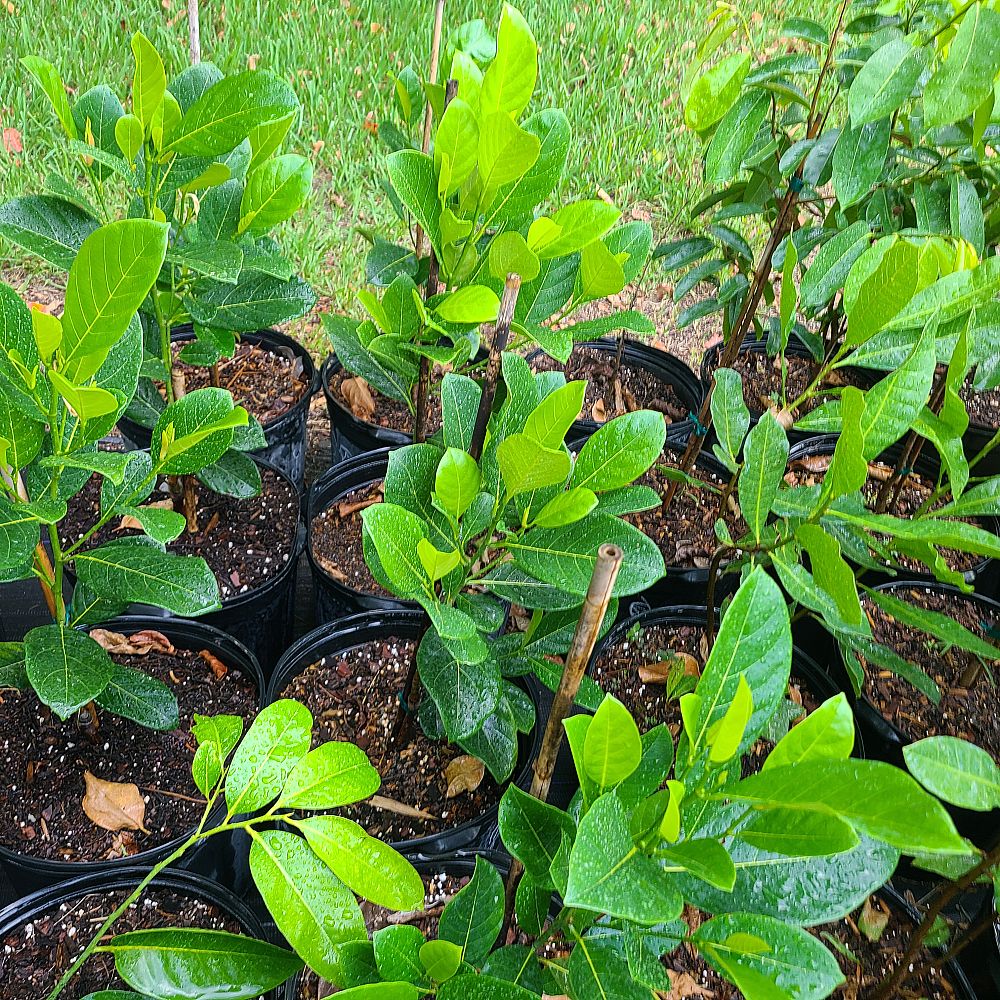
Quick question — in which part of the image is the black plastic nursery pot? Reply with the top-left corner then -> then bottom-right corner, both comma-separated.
0,615 -> 265,902
266,610 -> 543,860
832,581 -> 1000,851
119,326 -> 318,489
0,866 -> 285,999
701,337 -> 876,445
306,448 -> 416,625
530,337 -> 705,445
964,418 -> 1000,480
786,434 -> 1000,595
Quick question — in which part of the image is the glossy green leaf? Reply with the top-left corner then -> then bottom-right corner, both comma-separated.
130,31 -> 165,131
765,694 -> 854,771
685,53 -> 750,131
584,694 -> 642,789
706,89 -> 770,184
480,3 -> 537,118
499,784 -> 577,881
571,409 -> 666,491
24,625 -> 113,719
0,195 -> 98,270
710,367 -> 749,472
360,502 -> 429,597
96,663 -> 179,730
738,411 -> 788,542
800,220 -> 871,311
386,150 -> 441,258
279,740 -> 380,809
435,447 -> 481,518
497,434 -> 570,496
832,118 -> 889,209
21,56 -> 78,138
849,37 -> 927,126
439,856 -> 505,964
740,808 -> 859,857
903,736 -> 1000,812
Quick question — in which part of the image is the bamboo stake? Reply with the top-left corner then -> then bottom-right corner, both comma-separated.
468,274 -> 521,461
414,0 -> 446,262
500,543 -> 624,934
188,0 -> 201,65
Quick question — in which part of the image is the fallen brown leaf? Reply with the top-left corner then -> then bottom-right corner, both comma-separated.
591,398 -> 607,422
858,896 -> 890,942
247,53 -> 261,70
89,629 -> 175,656
638,651 -> 700,684
82,771 -> 149,834
199,649 -> 229,679
665,968 -> 714,997
369,794 -> 436,820
444,755 -> 485,798
342,376 -> 376,421
117,498 -> 175,532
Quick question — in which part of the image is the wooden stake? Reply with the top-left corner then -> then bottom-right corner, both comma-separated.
188,0 -> 201,65
501,543 -> 624,934
468,274 -> 521,461
414,0 -> 446,261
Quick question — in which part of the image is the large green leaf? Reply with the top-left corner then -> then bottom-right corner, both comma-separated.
239,153 -> 313,235
831,118 -> 889,209
96,662 -> 179,730
480,3 -> 537,118
565,793 -> 683,924
130,31 -> 165,131
295,815 -> 424,910
498,784 -> 576,881
24,625 -> 113,719
166,240 -> 243,284
74,540 -> 220,617
722,759 -> 967,854
532,200 -> 620,260
849,37 -> 927,126
497,434 -> 570,496
188,271 -> 315,330
584,695 -> 642,790
360,502 -> 429,597
439,856 -> 505,964
166,70 -> 300,155
225,699 -> 312,813
710,367 -> 749,472
108,927 -> 302,1000
21,55 -> 77,138
738,411 -> 788,541
152,387 -> 248,474
435,98 -> 479,196
685,53 -> 750,132
279,740 -> 380,809
0,195 -> 98,269
924,5 -> 1000,127
705,89 -> 770,184
903,736 -> 1000,812
570,410 -> 666,491
386,150 -> 441,257
800,220 -> 871,311
0,494 -> 41,572
694,912 -> 844,1000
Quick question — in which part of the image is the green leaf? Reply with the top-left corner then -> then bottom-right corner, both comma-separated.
419,940 -> 463,982
21,56 -> 77,138
571,409 -> 666,491
386,150 -> 441,258
765,693 -> 854,771
497,434 -> 571,496
478,111 -> 542,194
74,541 -> 220,617
480,3 -> 537,118
0,195 -> 98,270
705,89 -> 770,184
373,924 -> 426,987
832,118 -> 890,209
96,663 -> 179,730
153,387 -> 249,473
24,625 -> 113,719
659,838 -> 736,891
710,367 -> 750,471
796,524 -> 863,628
685,53 -> 750,131
532,487 -> 597,527
565,793 -> 683,923
336,987 -> 419,1000
498,784 -> 577,881
849,37 -> 927,126
435,447 -> 481,519
296,815 -> 424,910
59,219 -> 169,382
435,98 -> 479,196
694,913 -> 844,1000
951,175 -> 985,258
738,411 -> 788,542
515,876 -> 552,937
167,70 -> 300,156
584,695 -> 642,789
360,502 -> 429,597
924,6 -> 1000,127
0,494 -> 42,571
166,240 -> 243,284
509,514 -> 665,598
722,759 -> 967,855
192,714 -> 243,796
130,31 -> 165,131
439,856 -> 505,964
801,220 -> 872,311
707,674 -> 754,764
739,809 -> 859,857
249,829 -> 365,984
239,153 -> 312,234
188,271 -> 315,331
109,927 -> 302,1000
437,286 -> 501,325
438,977 -> 537,1000
531,200 -> 621,260
197,449 -> 263,499
440,375 -> 481,453
903,736 -> 1000,812
489,231 -> 540,282
226,699 -> 312,813
279,740 -> 380,809
522,381 -> 586,449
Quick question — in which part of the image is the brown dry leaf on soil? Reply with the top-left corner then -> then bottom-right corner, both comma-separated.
117,498 -> 175,532
591,398 -> 607,422
200,649 -> 228,679
342,376 -> 376,421
89,628 -> 175,656
858,895 -> 890,941
444,755 -> 485,798
369,794 -> 437,821
638,651 -> 700,685
82,771 -> 150,833
664,969 -> 715,998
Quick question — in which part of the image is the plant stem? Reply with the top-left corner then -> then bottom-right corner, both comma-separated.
469,274 -> 521,461
871,839 -> 1000,1000
500,543 -> 624,936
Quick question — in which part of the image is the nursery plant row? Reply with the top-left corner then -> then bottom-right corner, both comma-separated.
1,1 -> 1000,998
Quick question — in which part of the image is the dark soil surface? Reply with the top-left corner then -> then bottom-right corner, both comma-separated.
666,899 -> 962,999
723,350 -> 871,418
858,587 -> 1000,761
310,483 -> 391,597
296,871 -> 471,1000
962,380 -> 1000,431
785,456 -> 988,575
175,339 -> 309,426
0,633 -> 257,862
628,453 -> 745,571
534,344 -> 689,426
61,466 -> 299,600
279,636 -> 508,842
328,365 -> 437,437
0,884 -> 245,1000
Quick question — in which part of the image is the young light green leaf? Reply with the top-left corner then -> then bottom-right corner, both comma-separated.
279,740 -> 381,809
584,695 -> 642,789
903,736 -> 1000,812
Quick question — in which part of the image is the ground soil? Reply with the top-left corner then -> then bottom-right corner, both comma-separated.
328,365 -> 440,437
0,884 -> 246,1000
61,466 -> 299,600
961,380 -> 1000,431
785,456 -> 988,575
718,349 -> 871,419
533,343 -> 689,427
0,635 -> 257,863
174,339 -> 309,426
296,871 -> 472,1000
857,587 -> 1000,762
665,899 -> 963,999
628,452 -> 745,572
310,483 -> 391,597
278,636 -> 508,843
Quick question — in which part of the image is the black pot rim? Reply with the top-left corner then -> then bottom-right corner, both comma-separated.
266,610 -> 544,858
305,447 -> 418,612
0,615 -> 265,884
788,433 -> 998,584
591,603 -> 865,755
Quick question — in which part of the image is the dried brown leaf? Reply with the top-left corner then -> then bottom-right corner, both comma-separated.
591,398 -> 607,422
199,649 -> 228,679
89,628 -> 175,656
858,896 -> 890,942
665,969 -> 714,998
444,755 -> 485,798
369,794 -> 436,820
342,376 -> 376,421
117,498 -> 175,533
82,771 -> 149,833
638,651 -> 700,684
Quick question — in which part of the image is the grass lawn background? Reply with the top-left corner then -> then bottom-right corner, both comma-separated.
0,0 -> 808,353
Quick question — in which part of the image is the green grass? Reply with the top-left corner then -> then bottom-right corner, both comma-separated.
0,0 -> 808,348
